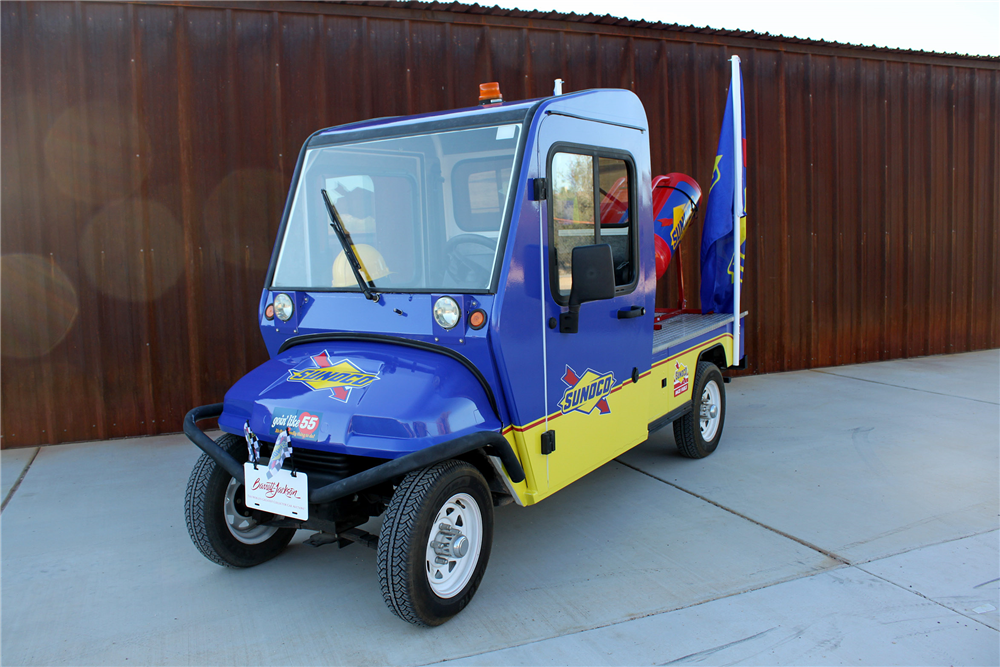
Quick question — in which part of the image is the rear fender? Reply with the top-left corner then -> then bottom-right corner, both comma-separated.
698,343 -> 730,371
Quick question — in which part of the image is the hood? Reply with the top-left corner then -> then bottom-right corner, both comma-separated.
218,339 -> 501,460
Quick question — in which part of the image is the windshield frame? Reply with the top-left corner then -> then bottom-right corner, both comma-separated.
264,105 -> 539,295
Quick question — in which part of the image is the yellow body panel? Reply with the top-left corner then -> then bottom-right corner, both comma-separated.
646,333 -> 733,424
500,333 -> 734,507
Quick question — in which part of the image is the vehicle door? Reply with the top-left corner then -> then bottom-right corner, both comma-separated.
535,113 -> 651,490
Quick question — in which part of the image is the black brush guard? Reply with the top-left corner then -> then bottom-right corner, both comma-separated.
184,404 -> 526,505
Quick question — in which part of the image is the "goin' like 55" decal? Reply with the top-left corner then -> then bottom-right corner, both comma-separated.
270,408 -> 322,440
559,365 -> 614,415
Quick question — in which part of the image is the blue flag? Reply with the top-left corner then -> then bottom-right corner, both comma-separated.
700,64 -> 747,314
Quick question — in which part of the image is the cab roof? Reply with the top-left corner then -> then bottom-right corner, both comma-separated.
306,88 -> 648,148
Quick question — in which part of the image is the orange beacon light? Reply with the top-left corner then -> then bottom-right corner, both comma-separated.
479,82 -> 502,105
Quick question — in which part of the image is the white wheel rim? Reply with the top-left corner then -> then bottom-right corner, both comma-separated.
224,477 -> 279,544
425,492 -> 483,599
699,380 -> 721,442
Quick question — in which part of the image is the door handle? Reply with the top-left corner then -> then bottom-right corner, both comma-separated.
617,305 -> 645,319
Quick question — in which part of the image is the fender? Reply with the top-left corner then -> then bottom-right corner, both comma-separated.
218,338 -> 503,460
278,332 -> 500,420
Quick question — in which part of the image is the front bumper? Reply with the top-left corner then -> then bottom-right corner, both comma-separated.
184,404 -> 525,505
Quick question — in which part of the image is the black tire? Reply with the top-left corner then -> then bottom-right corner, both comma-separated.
377,460 -> 494,626
184,433 -> 296,568
673,361 -> 726,459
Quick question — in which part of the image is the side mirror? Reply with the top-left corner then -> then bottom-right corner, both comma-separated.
560,244 -> 615,333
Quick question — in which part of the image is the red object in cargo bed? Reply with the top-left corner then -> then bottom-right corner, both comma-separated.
652,173 -> 702,324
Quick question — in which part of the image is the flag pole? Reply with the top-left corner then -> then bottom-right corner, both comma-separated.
730,55 -> 743,365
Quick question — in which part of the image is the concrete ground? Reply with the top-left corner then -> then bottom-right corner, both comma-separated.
2,350 -> 997,666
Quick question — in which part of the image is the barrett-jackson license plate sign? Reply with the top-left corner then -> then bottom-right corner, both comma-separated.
243,464 -> 309,520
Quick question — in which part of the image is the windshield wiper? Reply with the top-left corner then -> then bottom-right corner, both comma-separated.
321,189 -> 379,302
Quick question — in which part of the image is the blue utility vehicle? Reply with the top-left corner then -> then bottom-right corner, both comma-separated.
184,82 -> 746,626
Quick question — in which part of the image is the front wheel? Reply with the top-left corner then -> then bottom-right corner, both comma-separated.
673,361 -> 726,459
184,433 -> 296,567
377,460 -> 494,626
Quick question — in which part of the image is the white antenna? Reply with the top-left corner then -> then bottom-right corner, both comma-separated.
553,79 -> 564,96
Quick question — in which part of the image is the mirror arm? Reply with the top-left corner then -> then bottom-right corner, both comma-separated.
559,299 -> 582,334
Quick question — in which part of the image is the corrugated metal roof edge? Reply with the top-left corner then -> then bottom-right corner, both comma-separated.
336,0 -> 1000,64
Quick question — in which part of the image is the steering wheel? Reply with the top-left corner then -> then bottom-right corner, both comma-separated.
442,234 -> 495,286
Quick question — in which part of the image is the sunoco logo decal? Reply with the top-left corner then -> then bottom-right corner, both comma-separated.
286,350 -> 380,402
559,365 -> 614,415
673,361 -> 690,397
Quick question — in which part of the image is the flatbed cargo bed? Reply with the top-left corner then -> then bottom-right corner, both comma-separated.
652,312 -> 746,362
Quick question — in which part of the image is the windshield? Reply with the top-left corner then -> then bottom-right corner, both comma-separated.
271,123 -> 522,292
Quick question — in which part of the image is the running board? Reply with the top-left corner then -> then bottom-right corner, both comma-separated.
648,402 -> 693,434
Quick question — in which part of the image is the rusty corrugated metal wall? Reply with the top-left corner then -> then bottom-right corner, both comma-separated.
2,1 -> 998,448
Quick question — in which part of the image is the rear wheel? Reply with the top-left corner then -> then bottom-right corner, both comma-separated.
377,460 -> 493,626
185,433 -> 296,567
673,361 -> 726,459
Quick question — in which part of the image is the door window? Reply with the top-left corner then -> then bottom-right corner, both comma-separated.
551,153 -> 596,295
598,157 -> 632,286
549,149 -> 635,300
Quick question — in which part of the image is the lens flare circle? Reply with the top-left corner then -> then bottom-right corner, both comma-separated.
0,254 -> 79,359
80,198 -> 183,302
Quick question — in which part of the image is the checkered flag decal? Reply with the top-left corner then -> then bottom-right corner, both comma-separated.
267,429 -> 293,480
244,421 -> 261,464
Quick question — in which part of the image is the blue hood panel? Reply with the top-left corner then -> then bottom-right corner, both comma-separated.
219,340 -> 501,460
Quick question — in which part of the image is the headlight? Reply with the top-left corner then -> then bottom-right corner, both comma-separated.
433,296 -> 461,329
273,293 -> 294,321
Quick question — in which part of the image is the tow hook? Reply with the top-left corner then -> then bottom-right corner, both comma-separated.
304,529 -> 379,550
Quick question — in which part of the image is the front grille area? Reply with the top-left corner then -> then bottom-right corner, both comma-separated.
291,448 -> 353,477
289,447 -> 384,480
